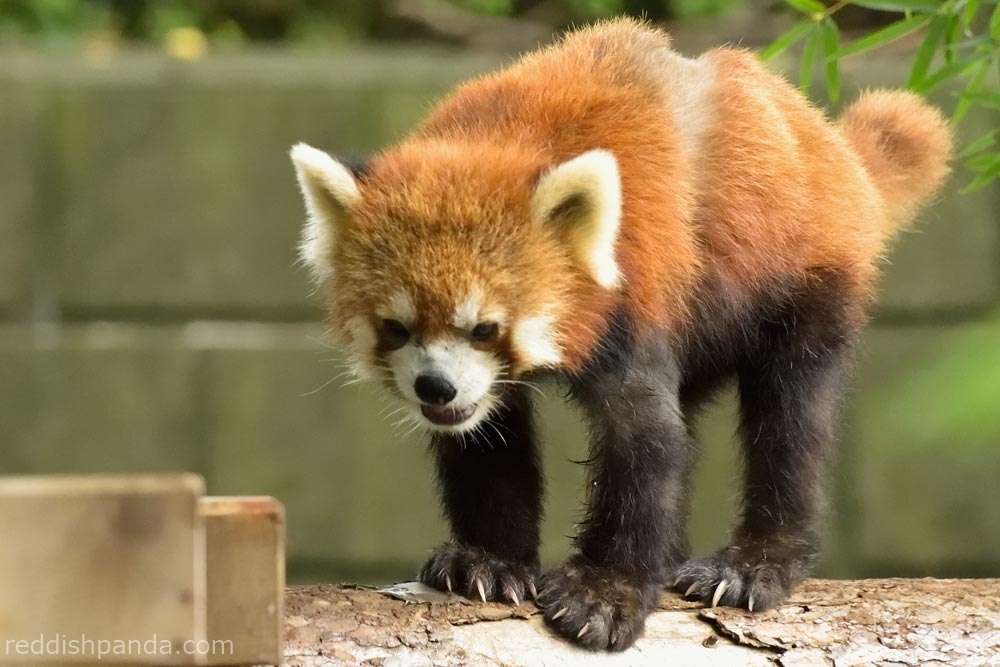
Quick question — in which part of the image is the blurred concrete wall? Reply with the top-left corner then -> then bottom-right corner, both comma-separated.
1,49 -> 998,583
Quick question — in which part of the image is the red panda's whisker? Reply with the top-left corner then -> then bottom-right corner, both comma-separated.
493,379 -> 547,398
400,419 -> 425,440
483,420 -> 509,448
306,335 -> 340,351
300,375 -> 344,397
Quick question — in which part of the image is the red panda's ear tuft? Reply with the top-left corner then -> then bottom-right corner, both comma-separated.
290,143 -> 361,283
531,150 -> 622,289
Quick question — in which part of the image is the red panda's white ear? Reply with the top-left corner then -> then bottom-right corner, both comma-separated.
290,143 -> 361,283
531,150 -> 622,289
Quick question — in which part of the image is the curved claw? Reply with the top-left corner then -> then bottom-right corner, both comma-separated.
684,583 -> 700,598
445,574 -> 453,593
577,622 -> 590,639
476,578 -> 487,603
507,587 -> 520,606
527,581 -> 538,600
711,580 -> 729,608
550,607 -> 567,620
748,593 -> 756,612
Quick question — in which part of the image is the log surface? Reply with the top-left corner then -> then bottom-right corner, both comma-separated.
283,579 -> 1000,667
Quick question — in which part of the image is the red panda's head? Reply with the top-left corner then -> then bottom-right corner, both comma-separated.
291,139 -> 622,433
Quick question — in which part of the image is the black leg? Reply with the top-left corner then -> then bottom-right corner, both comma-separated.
537,338 -> 696,651
673,286 -> 856,611
418,388 -> 542,604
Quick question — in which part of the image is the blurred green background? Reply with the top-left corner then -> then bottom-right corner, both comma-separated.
1,0 -> 998,585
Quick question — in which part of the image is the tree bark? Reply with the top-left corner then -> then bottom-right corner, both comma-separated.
283,578 -> 1000,666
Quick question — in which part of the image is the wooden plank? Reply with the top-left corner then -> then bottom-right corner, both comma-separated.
200,496 -> 284,666
0,474 -> 205,665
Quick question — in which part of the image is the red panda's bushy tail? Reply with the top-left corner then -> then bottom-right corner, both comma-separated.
838,90 -> 952,237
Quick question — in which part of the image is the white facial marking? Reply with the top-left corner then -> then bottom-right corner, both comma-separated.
452,290 -> 483,330
512,312 -> 562,369
452,290 -> 507,331
389,337 -> 501,433
377,290 -> 417,327
531,149 -> 623,289
345,315 -> 377,379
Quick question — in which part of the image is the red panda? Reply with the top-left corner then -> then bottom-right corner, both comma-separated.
291,18 -> 951,651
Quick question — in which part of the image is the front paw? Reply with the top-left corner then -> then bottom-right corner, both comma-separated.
418,543 -> 538,605
536,562 -> 657,651
672,539 -> 814,611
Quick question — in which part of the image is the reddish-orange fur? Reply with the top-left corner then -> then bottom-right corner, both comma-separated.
332,18 -> 951,372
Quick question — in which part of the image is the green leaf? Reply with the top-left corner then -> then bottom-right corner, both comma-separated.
962,155 -> 1000,193
952,59 -> 991,123
966,152 -> 1000,170
961,91 -> 1000,111
958,130 -> 997,158
944,34 -> 995,53
943,12 -> 960,64
847,1 -> 942,11
991,3 -> 1000,38
907,15 -> 948,88
836,15 -> 932,59
800,25 -> 822,94
785,0 -> 826,13
822,19 -> 841,102
961,0 -> 981,29
761,21 -> 814,60
910,52 -> 992,94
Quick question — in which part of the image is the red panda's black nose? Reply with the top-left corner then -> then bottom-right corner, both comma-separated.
414,373 -> 457,405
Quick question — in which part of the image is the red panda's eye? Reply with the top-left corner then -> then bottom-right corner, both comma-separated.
470,322 -> 500,343
380,319 -> 410,349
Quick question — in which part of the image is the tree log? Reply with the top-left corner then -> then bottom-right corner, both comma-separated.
283,579 -> 1000,666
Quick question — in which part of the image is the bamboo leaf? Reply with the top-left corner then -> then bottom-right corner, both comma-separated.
944,34 -> 994,53
836,15 -> 932,59
944,12 -> 960,64
953,60 -> 993,123
962,0 -> 981,30
785,0 -> 826,14
800,25 -> 823,94
822,19 -> 841,102
907,15 -> 948,88
962,156 -> 1000,193
761,22 -> 815,60
910,52 -> 992,94
966,152 -> 1000,171
847,1 -> 943,11
958,130 -> 997,158
962,91 -> 1000,111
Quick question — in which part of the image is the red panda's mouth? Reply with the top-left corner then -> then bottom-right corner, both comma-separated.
420,403 -> 477,426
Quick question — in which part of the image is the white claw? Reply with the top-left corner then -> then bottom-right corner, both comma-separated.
684,583 -> 699,598
527,581 -> 538,600
748,594 -> 755,612
551,607 -> 567,620
711,580 -> 729,609
476,578 -> 487,603
673,575 -> 683,588
508,588 -> 520,606
445,574 -> 453,593
577,622 -> 590,639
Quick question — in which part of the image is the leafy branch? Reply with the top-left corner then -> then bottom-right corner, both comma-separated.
766,0 -> 1000,191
